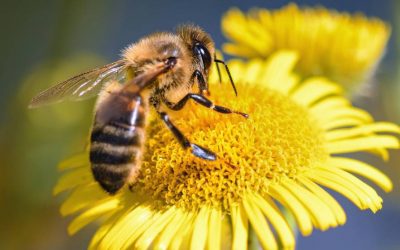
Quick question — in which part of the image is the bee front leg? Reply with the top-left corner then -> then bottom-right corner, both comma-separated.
158,112 -> 216,161
191,70 -> 209,95
167,93 -> 249,118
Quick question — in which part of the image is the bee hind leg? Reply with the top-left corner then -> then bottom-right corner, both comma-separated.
158,112 -> 216,161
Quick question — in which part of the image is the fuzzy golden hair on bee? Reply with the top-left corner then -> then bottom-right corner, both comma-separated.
122,32 -> 189,67
29,24 -> 247,194
177,24 -> 215,55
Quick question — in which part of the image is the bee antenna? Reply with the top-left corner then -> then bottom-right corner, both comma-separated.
214,57 -> 238,97
214,53 -> 222,84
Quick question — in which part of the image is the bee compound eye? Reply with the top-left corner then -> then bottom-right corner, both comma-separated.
194,42 -> 211,70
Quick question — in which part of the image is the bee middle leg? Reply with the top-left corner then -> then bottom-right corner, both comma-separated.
158,112 -> 216,160
166,94 -> 248,118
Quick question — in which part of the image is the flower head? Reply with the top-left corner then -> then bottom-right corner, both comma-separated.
222,4 -> 390,90
54,51 -> 399,249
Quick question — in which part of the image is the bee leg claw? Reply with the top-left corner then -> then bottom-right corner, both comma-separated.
237,111 -> 249,118
191,144 -> 216,161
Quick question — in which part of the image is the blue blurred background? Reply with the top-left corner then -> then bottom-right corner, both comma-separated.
0,0 -> 399,249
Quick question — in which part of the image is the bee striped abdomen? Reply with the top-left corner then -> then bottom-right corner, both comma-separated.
90,95 -> 147,194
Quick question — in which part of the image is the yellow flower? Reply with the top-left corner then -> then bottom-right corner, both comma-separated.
222,4 -> 390,91
54,51 -> 399,250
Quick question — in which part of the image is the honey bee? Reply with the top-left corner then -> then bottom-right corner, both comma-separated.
29,25 -> 248,194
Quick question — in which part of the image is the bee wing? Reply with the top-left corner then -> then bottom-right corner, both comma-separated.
95,60 -> 174,126
28,60 -> 127,108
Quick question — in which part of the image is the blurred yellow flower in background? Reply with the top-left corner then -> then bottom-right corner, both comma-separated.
54,51 -> 399,250
222,4 -> 390,92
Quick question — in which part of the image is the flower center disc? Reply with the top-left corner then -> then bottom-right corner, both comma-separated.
137,83 -> 327,210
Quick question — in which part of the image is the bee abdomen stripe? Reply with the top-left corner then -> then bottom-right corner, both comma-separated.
91,129 -> 141,146
90,149 -> 134,165
91,163 -> 131,179
91,142 -> 139,156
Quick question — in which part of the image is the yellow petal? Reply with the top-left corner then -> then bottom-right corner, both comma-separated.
250,193 -> 295,249
366,148 -> 389,161
310,168 -> 379,211
306,170 -> 365,209
243,59 -> 265,83
247,16 -> 273,52
169,212 -> 196,250
207,208 -> 222,250
283,181 -> 337,230
68,198 -> 120,235
221,8 -> 247,41
328,157 -> 392,192
190,206 -> 210,250
318,108 -> 372,127
153,209 -> 189,250
222,5 -> 390,89
99,204 -> 153,249
291,77 -> 342,107
242,194 -> 278,250
321,117 -> 365,130
226,59 -> 247,83
327,135 -> 399,154
220,217 -> 233,249
53,167 -> 91,195
88,210 -> 125,250
134,207 -> 176,250
58,153 -> 88,170
223,43 -> 260,58
231,204 -> 248,250
60,184 -> 109,216
326,122 -> 400,141
269,184 -> 313,236
261,51 -> 299,94
298,177 -> 346,225
222,8 -> 271,56
319,167 -> 383,213
310,97 -> 350,116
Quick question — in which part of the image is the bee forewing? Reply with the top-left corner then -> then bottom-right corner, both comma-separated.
28,60 -> 126,108
96,60 -> 174,126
